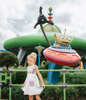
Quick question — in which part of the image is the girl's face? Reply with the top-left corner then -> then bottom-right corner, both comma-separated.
27,57 -> 35,66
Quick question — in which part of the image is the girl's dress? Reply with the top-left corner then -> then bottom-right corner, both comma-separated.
21,65 -> 43,95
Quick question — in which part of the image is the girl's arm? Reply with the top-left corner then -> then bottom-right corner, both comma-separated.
34,65 -> 45,88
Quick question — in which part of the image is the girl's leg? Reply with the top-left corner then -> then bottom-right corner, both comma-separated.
29,95 -> 33,100
35,94 -> 41,100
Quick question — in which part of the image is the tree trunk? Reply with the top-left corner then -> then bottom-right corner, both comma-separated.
6,65 -> 9,71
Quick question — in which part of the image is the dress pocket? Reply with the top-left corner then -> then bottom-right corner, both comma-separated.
29,80 -> 34,87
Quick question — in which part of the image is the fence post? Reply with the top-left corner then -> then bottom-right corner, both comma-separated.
62,69 -> 67,100
0,69 -> 3,100
0,83 -> 2,100
9,69 -> 13,100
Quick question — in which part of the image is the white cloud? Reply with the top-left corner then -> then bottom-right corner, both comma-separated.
54,0 -> 86,39
0,28 -> 16,43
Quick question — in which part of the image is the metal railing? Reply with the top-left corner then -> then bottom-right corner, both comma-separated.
0,69 -> 86,100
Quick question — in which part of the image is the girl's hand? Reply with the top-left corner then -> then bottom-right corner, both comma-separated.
42,83 -> 45,89
22,84 -> 24,87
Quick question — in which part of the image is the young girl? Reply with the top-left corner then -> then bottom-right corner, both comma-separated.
22,52 -> 45,100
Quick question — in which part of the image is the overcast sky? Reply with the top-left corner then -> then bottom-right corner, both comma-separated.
0,0 -> 86,50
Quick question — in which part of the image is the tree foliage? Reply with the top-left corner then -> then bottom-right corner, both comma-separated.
0,52 -> 19,70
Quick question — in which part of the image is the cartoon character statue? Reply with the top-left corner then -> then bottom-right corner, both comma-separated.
34,6 -> 54,29
53,29 -> 73,49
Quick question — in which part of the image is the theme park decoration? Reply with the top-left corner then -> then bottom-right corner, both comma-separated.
43,46 -> 81,66
34,6 -> 54,28
44,29 -> 81,84
3,6 -> 86,78
33,6 -> 81,84
0,51 -> 3,53
0,50 -> 8,53
47,7 -> 53,23
34,6 -> 54,46
43,29 -> 81,66
35,45 -> 45,67
3,7 -> 86,69
43,29 -> 81,84
53,29 -> 73,49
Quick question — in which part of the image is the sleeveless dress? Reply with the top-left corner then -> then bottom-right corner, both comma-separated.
21,65 -> 43,95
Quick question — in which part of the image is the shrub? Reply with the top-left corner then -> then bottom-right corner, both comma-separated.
38,66 -> 48,79
41,87 -> 79,100
77,86 -> 86,96
0,86 -> 80,100
11,86 -> 28,100
58,72 -> 63,82
14,72 -> 27,84
65,72 -> 86,84
1,86 -> 28,100
62,66 -> 72,69
44,60 -> 50,69
1,86 -> 9,99
66,87 -> 79,100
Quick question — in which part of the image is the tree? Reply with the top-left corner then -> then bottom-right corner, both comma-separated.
0,52 -> 19,70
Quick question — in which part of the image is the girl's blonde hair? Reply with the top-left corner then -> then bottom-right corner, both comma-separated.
27,52 -> 37,62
